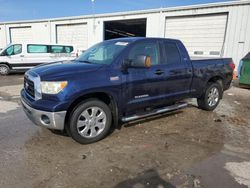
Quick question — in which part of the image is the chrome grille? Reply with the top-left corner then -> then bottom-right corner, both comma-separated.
24,75 -> 35,98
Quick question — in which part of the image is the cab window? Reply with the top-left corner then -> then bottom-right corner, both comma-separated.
27,44 -> 48,53
163,42 -> 181,64
0,44 -> 22,56
128,41 -> 160,66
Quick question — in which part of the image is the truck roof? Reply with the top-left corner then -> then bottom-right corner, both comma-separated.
107,37 -> 181,43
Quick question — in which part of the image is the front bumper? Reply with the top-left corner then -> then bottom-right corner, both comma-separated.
21,97 -> 66,130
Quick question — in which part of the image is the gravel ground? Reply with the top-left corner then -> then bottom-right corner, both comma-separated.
0,75 -> 249,188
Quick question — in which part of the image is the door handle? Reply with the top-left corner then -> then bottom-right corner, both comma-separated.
20,55 -> 24,57
154,69 -> 164,75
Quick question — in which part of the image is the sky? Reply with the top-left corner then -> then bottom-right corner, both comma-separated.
0,0 -> 233,22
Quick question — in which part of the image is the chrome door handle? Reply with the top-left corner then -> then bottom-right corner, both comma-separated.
154,70 -> 164,75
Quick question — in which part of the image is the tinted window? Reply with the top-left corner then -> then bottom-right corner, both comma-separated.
163,42 -> 181,64
50,45 -> 73,53
27,45 -> 48,53
51,45 -> 64,53
14,44 -> 22,55
65,46 -> 73,53
6,46 -> 14,55
1,44 -> 22,56
129,41 -> 160,65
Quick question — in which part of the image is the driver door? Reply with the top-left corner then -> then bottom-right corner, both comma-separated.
123,40 -> 166,113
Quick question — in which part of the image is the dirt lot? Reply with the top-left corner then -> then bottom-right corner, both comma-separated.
0,74 -> 250,188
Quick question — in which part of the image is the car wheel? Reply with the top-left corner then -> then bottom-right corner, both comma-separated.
69,99 -> 112,144
197,82 -> 223,111
0,64 -> 10,75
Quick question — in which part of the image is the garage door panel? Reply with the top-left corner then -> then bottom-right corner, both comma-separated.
165,14 -> 228,57
166,25 -> 226,31
166,30 -> 225,36
165,20 -> 226,27
165,15 -> 227,23
166,32 -> 226,39
178,37 -> 225,43
166,26 -> 226,31
166,29 -> 226,37
10,27 -> 33,43
56,23 -> 88,50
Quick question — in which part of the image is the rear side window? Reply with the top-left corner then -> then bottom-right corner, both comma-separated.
27,45 -> 48,53
50,45 -> 73,53
51,45 -> 64,53
65,46 -> 73,53
163,42 -> 181,64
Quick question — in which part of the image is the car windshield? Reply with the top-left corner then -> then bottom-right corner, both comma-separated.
76,40 -> 129,65
0,44 -> 11,56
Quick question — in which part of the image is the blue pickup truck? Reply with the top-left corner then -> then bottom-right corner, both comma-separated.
21,37 -> 235,144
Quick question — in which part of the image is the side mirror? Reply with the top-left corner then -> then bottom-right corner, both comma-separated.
124,55 -> 151,69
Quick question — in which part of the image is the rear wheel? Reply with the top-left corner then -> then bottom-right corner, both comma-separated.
0,64 -> 10,75
197,82 -> 223,111
69,99 -> 112,144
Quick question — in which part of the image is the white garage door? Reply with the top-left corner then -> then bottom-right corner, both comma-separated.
56,23 -> 88,50
165,14 -> 228,58
10,26 -> 33,43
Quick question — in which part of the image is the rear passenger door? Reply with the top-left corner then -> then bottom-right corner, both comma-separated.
160,41 -> 192,100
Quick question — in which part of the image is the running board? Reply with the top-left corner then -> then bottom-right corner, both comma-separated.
122,102 -> 188,122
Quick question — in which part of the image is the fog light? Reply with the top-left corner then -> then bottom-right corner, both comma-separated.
41,115 -> 50,125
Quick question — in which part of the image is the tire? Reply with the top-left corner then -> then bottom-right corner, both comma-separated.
0,64 -> 10,75
197,82 -> 223,111
69,99 -> 112,144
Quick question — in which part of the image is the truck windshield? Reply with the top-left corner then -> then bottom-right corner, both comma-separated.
76,40 -> 129,65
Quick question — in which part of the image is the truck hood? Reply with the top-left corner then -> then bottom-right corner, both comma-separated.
29,60 -> 103,80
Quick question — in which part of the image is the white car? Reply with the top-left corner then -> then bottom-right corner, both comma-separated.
0,43 -> 77,75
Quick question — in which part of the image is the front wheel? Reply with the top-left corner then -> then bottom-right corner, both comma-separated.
0,64 -> 10,75
69,99 -> 112,144
197,82 -> 223,111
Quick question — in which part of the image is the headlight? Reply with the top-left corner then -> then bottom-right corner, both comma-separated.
41,81 -> 68,94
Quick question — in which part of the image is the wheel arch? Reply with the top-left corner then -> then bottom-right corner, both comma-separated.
205,76 -> 224,99
205,75 -> 225,91
0,62 -> 11,68
64,91 -> 119,132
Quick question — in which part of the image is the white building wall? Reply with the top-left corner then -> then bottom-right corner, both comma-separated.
0,22 -> 50,44
0,24 -> 7,47
159,2 -> 250,67
223,4 -> 250,67
0,1 -> 249,68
